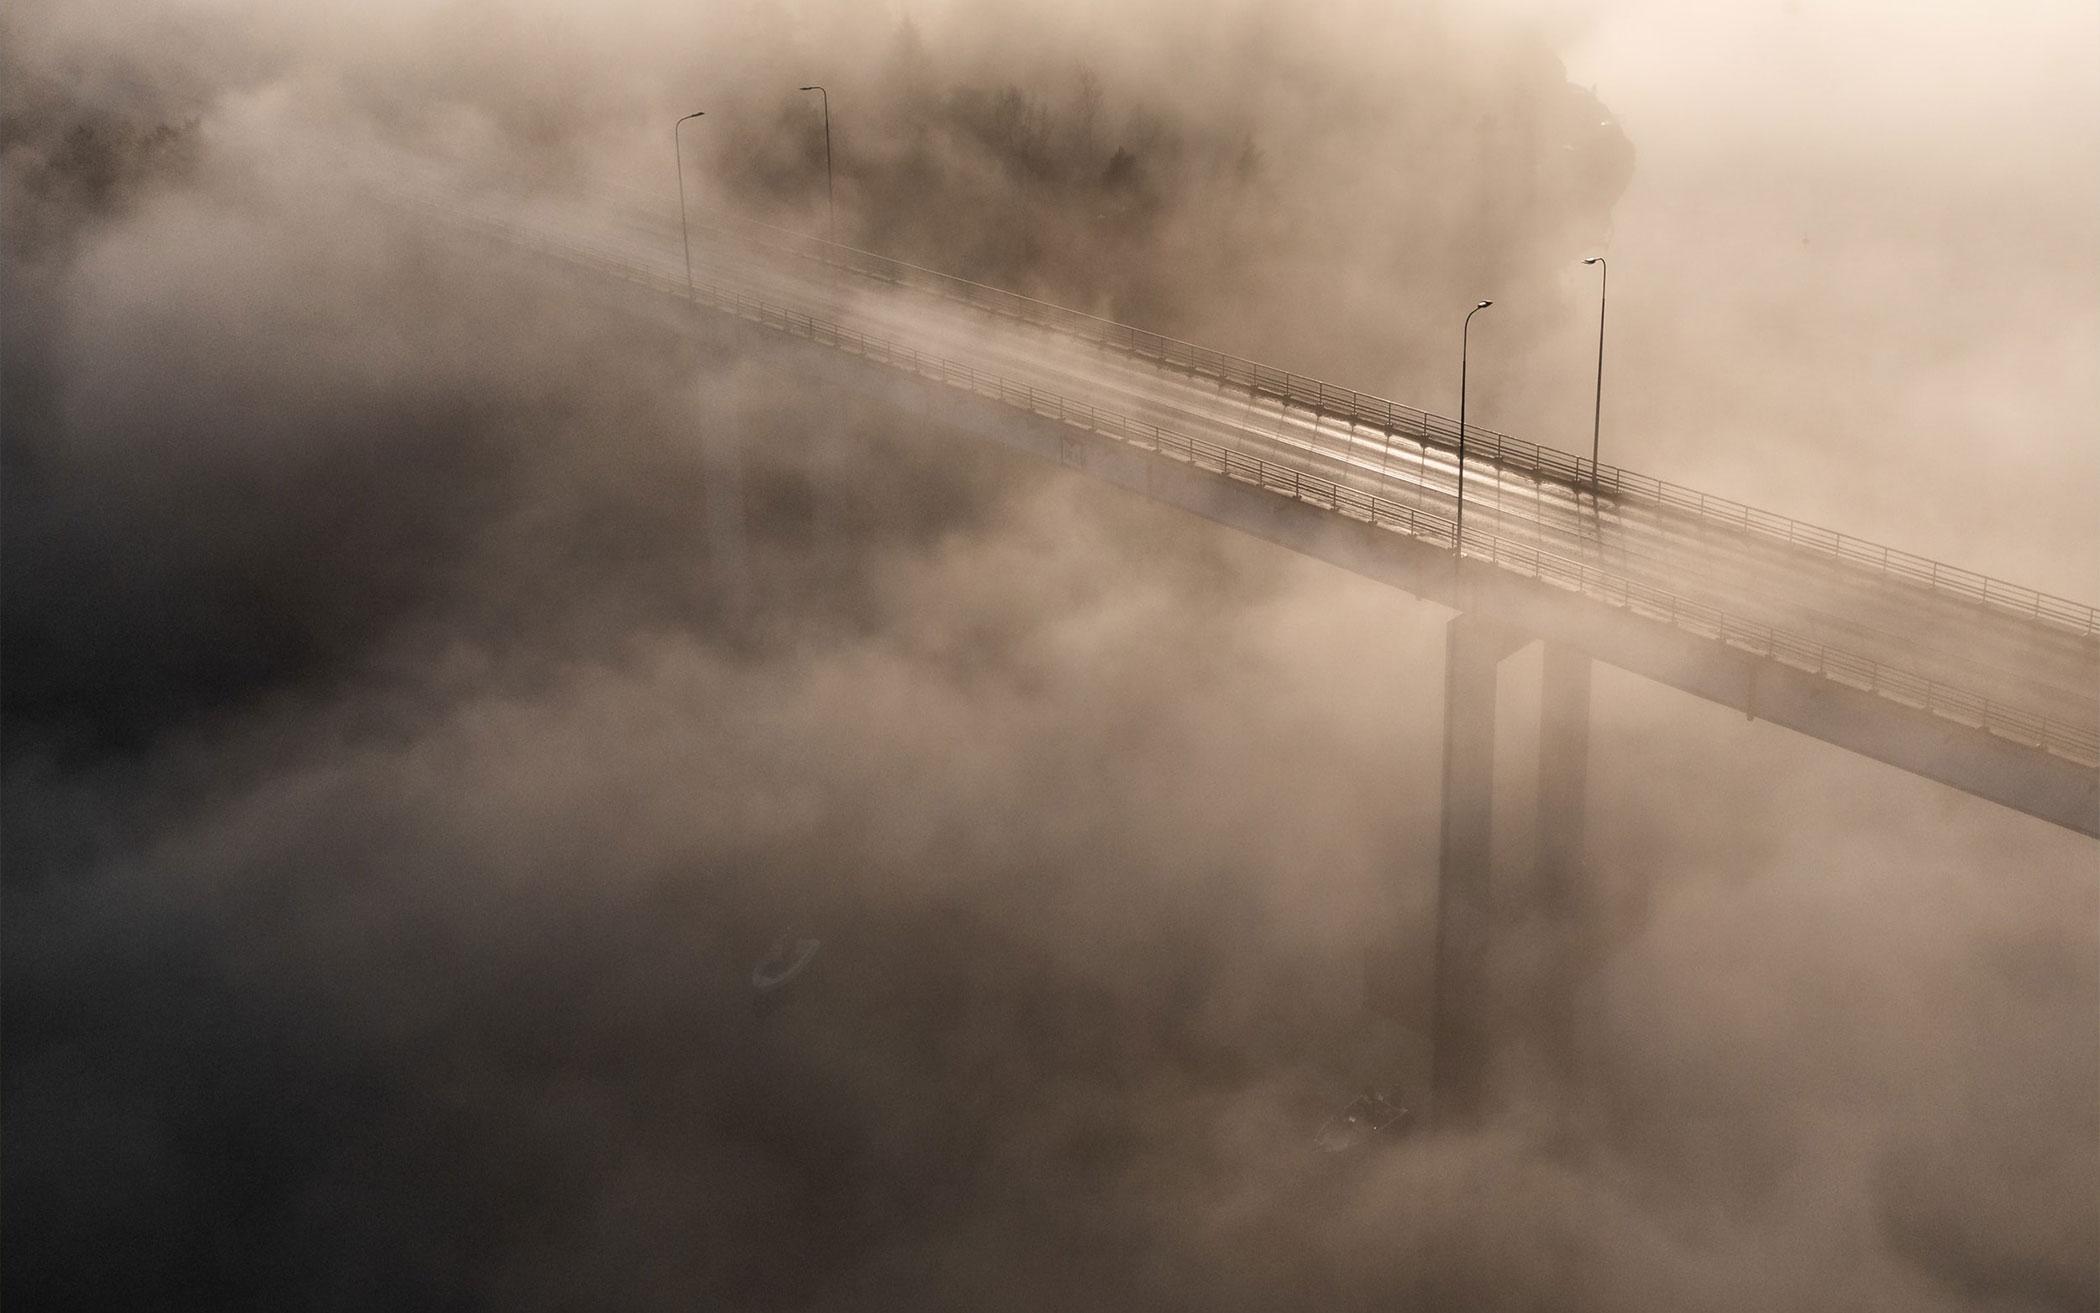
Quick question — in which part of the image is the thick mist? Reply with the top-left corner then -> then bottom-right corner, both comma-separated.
5,1 -> 2095,1309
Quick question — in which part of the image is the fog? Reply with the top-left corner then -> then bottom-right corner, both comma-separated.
4,1 -> 2095,1309
1560,0 -> 2100,597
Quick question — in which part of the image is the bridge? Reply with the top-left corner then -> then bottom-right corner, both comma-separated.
380,156 -> 2099,1125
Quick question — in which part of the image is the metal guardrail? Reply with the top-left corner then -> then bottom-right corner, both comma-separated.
699,214 -> 2100,642
425,199 -> 2100,768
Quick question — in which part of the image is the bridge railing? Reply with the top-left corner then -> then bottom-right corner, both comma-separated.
695,213 -> 2100,641
428,198 -> 2100,767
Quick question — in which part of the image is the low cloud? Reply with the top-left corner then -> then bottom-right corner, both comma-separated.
4,1 -> 2092,1308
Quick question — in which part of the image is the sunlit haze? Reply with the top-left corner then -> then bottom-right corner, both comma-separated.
5,2 -> 2094,1308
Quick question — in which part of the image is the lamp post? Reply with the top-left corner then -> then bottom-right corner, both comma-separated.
673,110 -> 706,297
1456,300 -> 1494,558
1582,257 -> 1607,483
798,85 -> 834,246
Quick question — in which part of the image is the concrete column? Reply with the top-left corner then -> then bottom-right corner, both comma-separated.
1534,643 -> 1592,1093
1429,612 -> 1517,1127
1380,619 -> 1593,1129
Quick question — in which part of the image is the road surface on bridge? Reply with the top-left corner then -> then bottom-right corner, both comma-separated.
365,151 -> 2100,808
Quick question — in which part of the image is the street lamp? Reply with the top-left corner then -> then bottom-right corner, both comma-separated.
673,110 -> 705,297
1582,257 -> 1607,482
1456,300 -> 1494,557
798,86 -> 834,246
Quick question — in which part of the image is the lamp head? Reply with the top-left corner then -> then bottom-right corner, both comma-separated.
1476,300 -> 1493,309
1583,257 -> 1602,265
800,85 -> 820,91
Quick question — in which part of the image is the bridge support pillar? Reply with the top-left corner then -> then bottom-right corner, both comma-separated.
1535,642 -> 1591,1095
1428,613 -> 1522,1126
1409,615 -> 1593,1130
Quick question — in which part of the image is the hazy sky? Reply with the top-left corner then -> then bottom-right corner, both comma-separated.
1560,0 -> 2099,594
